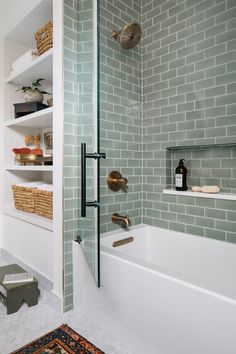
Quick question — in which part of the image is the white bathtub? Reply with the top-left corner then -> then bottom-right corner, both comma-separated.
73,224 -> 236,354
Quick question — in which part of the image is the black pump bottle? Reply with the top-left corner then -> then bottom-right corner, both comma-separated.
175,159 -> 187,191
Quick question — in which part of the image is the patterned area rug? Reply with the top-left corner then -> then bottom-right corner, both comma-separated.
11,324 -> 105,353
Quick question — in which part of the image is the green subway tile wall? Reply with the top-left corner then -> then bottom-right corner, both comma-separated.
142,0 -> 236,242
63,0 -> 236,311
64,0 -> 94,311
100,0 -> 142,233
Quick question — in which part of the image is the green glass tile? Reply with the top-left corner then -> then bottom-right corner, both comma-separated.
205,64 -> 226,78
196,198 -> 216,208
195,0 -> 214,13
227,232 -> 236,243
205,229 -> 226,241
205,3 -> 225,17
196,18 -> 215,33
216,7 -> 236,24
169,222 -> 185,233
206,23 -> 226,39
177,214 -> 195,225
216,220 -> 236,233
195,217 -> 214,228
186,206 -> 204,216
186,225 -> 204,236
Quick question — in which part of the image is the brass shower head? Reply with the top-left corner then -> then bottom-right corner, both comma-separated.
112,23 -> 142,49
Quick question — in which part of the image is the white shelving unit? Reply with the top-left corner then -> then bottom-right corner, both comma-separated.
5,165 -> 53,172
3,0 -> 54,220
4,207 -> 53,231
5,48 -> 53,86
0,0 -> 64,304
4,106 -> 53,128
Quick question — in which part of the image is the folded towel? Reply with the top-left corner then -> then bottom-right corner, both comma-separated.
16,181 -> 44,188
39,184 -> 53,192
11,49 -> 38,71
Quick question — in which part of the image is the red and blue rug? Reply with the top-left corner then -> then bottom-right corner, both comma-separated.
11,324 -> 105,353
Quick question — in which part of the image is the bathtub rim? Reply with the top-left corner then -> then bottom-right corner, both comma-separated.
100,223 -> 236,303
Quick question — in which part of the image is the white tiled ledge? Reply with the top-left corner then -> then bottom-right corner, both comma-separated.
163,189 -> 236,201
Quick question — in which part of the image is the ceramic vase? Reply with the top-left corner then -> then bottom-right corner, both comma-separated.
24,90 -> 44,103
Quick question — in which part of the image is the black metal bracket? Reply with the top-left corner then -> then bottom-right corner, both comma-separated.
86,152 -> 106,160
75,235 -> 82,244
81,143 -> 106,217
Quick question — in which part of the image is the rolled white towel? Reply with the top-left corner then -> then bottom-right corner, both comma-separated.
38,184 -> 53,191
16,181 -> 44,188
11,49 -> 38,71
191,185 -> 220,194
201,185 -> 220,193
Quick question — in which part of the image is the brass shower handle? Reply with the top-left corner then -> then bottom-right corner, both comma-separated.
107,171 -> 128,192
112,177 -> 128,184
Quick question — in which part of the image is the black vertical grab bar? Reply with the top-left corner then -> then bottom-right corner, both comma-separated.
81,143 -> 87,217
81,143 -> 106,217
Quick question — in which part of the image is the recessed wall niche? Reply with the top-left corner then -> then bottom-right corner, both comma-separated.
166,143 -> 236,194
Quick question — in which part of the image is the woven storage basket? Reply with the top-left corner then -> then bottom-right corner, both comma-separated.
35,21 -> 53,55
12,185 -> 37,213
34,189 -> 53,219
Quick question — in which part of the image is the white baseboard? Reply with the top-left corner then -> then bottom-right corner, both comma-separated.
0,248 -> 62,312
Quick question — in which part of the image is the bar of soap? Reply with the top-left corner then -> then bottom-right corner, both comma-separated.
201,186 -> 220,193
192,186 -> 202,192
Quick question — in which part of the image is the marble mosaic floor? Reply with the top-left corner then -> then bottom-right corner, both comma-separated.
0,258 -> 132,354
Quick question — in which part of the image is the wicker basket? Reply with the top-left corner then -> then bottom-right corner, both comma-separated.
34,189 -> 53,219
35,21 -> 53,55
12,185 -> 37,213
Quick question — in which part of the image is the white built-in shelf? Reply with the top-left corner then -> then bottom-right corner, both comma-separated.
5,48 -> 53,86
4,107 -> 53,128
163,189 -> 236,201
5,207 -> 53,231
5,0 -> 52,48
6,165 -> 53,172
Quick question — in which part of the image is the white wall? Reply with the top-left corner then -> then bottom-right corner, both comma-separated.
0,0 -> 5,248
0,36 -> 4,249
0,0 -> 41,37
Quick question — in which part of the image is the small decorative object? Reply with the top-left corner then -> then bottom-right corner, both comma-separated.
47,97 -> 53,106
12,148 -> 43,165
24,135 -> 35,146
0,264 -> 39,315
43,156 -> 53,165
14,102 -> 48,118
14,154 -> 43,165
35,21 -> 53,55
17,78 -> 50,103
175,159 -> 187,191
42,128 -> 53,156
25,134 -> 41,148
191,186 -> 220,194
